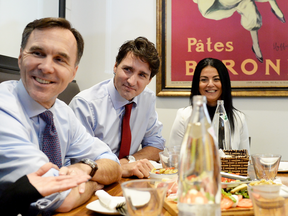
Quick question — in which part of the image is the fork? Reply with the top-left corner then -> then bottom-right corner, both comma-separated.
115,201 -> 127,215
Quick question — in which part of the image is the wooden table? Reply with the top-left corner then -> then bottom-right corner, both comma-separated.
53,173 -> 288,216
53,177 -> 171,216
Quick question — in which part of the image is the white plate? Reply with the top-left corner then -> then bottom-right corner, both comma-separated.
278,162 -> 288,172
86,200 -> 120,215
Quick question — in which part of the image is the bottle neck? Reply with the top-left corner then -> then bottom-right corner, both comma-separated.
190,101 -> 211,125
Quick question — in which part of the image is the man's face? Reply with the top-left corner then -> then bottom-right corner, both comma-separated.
18,28 -> 78,109
113,52 -> 151,101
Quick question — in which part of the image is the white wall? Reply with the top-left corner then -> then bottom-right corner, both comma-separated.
1,0 -> 288,159
0,0 -> 58,57
65,0 -> 157,91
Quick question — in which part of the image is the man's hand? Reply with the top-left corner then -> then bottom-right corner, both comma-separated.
120,159 -> 154,178
55,163 -> 104,212
27,162 -> 91,197
58,163 -> 92,194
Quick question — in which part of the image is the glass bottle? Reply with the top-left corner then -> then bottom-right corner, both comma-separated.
178,95 -> 221,216
212,100 -> 232,150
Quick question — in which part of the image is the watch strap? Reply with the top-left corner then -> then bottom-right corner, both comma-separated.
79,158 -> 98,177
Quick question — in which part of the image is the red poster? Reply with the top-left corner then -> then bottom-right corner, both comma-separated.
168,0 -> 288,90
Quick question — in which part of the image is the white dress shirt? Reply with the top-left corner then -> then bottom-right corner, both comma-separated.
69,78 -> 165,156
0,80 -> 119,212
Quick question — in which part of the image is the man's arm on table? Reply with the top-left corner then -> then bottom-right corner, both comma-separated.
91,158 -> 122,184
68,158 -> 122,184
120,146 -> 162,178
132,146 -> 162,161
56,158 -> 121,212
56,181 -> 99,212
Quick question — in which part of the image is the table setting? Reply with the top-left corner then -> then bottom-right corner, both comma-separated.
86,190 -> 126,215
52,149 -> 288,216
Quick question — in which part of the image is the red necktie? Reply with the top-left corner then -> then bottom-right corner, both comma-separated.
118,103 -> 133,159
40,110 -> 62,168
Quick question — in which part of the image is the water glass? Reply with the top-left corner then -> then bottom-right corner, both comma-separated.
247,163 -> 256,180
173,145 -> 181,154
121,179 -> 168,216
251,154 -> 281,180
159,151 -> 179,169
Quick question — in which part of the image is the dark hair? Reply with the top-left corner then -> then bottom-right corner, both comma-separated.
189,57 -> 237,133
115,36 -> 160,79
21,17 -> 84,66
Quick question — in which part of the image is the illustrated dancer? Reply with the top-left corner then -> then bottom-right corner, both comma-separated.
193,0 -> 286,63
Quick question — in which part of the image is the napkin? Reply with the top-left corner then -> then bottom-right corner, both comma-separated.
149,160 -> 162,169
218,149 -> 232,158
95,190 -> 125,210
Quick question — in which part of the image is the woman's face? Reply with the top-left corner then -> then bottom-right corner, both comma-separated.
198,66 -> 222,106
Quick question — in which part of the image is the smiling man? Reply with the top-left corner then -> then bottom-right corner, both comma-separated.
70,37 -> 165,178
0,17 -> 121,216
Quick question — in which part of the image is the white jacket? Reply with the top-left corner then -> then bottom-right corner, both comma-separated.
169,106 -> 250,154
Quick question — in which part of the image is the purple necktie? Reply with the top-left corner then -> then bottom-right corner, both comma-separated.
40,110 -> 62,168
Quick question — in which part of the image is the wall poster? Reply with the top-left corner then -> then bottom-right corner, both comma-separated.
156,0 -> 288,96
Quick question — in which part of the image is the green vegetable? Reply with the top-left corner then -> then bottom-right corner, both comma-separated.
230,184 -> 247,193
223,186 -> 250,199
221,189 -> 237,203
235,190 -> 249,199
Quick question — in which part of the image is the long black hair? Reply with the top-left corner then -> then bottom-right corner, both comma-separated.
189,58 -> 237,133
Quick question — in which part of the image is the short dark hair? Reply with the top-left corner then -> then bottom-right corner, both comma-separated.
21,17 -> 84,66
190,57 -> 237,133
115,37 -> 160,79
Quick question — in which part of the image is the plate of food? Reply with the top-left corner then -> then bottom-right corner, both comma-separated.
221,172 -> 251,189
163,175 -> 253,216
149,167 -> 178,180
221,182 -> 252,210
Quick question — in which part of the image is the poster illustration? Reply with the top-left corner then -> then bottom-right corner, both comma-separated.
156,0 -> 288,96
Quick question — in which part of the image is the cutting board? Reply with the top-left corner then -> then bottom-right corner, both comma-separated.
163,199 -> 254,216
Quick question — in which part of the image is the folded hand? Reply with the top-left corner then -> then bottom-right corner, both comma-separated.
121,159 -> 154,178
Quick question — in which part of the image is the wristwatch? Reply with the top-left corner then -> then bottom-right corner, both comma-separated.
79,158 -> 98,177
125,155 -> 136,162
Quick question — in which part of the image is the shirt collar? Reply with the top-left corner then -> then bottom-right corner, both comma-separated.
16,80 -> 56,118
107,78 -> 138,110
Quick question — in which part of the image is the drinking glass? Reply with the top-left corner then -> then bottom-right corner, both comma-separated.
173,145 -> 181,154
251,154 -> 281,180
159,151 -> 179,169
121,179 -> 168,216
248,184 -> 285,216
247,163 -> 256,180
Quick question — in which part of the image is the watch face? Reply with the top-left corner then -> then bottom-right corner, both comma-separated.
128,156 -> 136,162
80,158 -> 98,177
82,158 -> 95,166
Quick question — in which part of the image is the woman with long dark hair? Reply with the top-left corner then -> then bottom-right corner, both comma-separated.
169,58 -> 249,152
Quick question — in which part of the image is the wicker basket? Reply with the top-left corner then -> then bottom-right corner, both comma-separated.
221,149 -> 249,176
